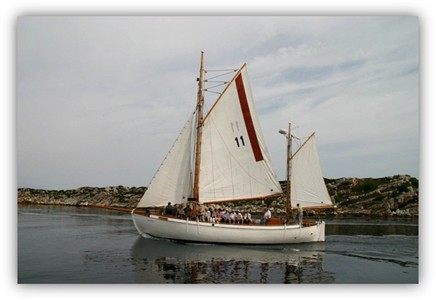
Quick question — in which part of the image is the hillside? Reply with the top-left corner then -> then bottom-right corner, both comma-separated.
17,175 -> 418,218
324,174 -> 418,217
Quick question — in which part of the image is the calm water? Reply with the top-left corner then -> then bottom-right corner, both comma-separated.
17,205 -> 418,284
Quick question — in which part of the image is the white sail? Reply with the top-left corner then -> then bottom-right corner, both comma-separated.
199,66 -> 282,203
137,117 -> 193,207
290,133 -> 332,208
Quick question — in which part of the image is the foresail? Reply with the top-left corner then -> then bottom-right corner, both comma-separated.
290,134 -> 332,208
199,66 -> 282,203
137,117 -> 193,207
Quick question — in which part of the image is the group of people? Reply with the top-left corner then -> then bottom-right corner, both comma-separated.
164,202 -> 254,224
163,202 -> 304,226
164,202 -> 192,219
200,207 -> 254,224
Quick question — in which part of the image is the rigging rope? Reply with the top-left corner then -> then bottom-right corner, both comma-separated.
205,70 -> 238,81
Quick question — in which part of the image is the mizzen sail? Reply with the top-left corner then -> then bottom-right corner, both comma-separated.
290,133 -> 332,208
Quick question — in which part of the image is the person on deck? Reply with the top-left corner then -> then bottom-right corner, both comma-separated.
197,205 -> 204,222
243,210 -> 253,224
229,211 -> 236,224
222,210 -> 230,223
260,207 -> 271,224
177,205 -> 184,218
172,204 -> 179,216
184,205 -> 191,219
297,203 -> 303,226
204,207 -> 211,222
164,202 -> 174,215
235,211 -> 243,224
216,208 -> 223,223
210,208 -> 217,223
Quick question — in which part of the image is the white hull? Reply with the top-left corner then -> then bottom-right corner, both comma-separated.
132,213 -> 326,244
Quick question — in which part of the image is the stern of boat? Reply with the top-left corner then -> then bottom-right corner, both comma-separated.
317,221 -> 326,242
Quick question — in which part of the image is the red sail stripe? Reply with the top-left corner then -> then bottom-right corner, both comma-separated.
235,74 -> 264,162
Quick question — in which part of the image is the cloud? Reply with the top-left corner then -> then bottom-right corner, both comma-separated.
16,16 -> 419,189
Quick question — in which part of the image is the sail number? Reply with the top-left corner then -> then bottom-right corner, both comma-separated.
231,122 -> 246,148
235,136 -> 246,148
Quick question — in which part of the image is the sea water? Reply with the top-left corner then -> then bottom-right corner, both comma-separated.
17,205 -> 418,284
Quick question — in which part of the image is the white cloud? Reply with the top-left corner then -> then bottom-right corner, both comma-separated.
16,16 -> 419,188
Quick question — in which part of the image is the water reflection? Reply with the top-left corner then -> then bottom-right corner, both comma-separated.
326,222 -> 418,236
130,237 -> 335,283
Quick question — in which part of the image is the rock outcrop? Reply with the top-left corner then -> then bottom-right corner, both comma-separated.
17,186 -> 146,208
17,175 -> 418,218
324,175 -> 418,217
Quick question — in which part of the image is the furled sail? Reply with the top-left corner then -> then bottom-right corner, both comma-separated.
290,133 -> 332,208
199,65 -> 282,203
137,117 -> 194,207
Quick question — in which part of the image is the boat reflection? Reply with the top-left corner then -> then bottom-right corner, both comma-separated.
130,237 -> 335,283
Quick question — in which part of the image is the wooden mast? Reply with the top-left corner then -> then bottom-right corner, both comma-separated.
192,51 -> 205,202
285,122 -> 292,222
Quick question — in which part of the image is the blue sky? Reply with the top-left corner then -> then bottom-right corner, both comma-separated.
16,16 -> 420,189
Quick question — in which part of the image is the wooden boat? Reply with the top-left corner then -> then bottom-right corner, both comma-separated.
132,52 -> 334,244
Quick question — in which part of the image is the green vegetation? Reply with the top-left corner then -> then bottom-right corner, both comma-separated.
410,177 -> 419,189
351,177 -> 391,194
334,195 -> 344,204
353,181 -> 378,194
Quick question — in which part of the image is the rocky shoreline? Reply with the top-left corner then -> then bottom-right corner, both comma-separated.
17,175 -> 418,218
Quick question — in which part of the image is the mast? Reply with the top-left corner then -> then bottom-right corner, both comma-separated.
192,51 -> 205,201
285,122 -> 292,222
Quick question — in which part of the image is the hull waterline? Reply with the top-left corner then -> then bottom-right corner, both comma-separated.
132,213 -> 326,245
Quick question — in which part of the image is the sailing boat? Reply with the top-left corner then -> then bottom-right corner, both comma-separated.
131,52 -> 333,244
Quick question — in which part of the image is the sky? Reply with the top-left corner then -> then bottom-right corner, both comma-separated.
15,15 -> 420,189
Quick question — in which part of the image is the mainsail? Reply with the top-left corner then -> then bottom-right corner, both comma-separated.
199,65 -> 282,203
137,64 -> 282,207
290,133 -> 332,208
137,117 -> 194,207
